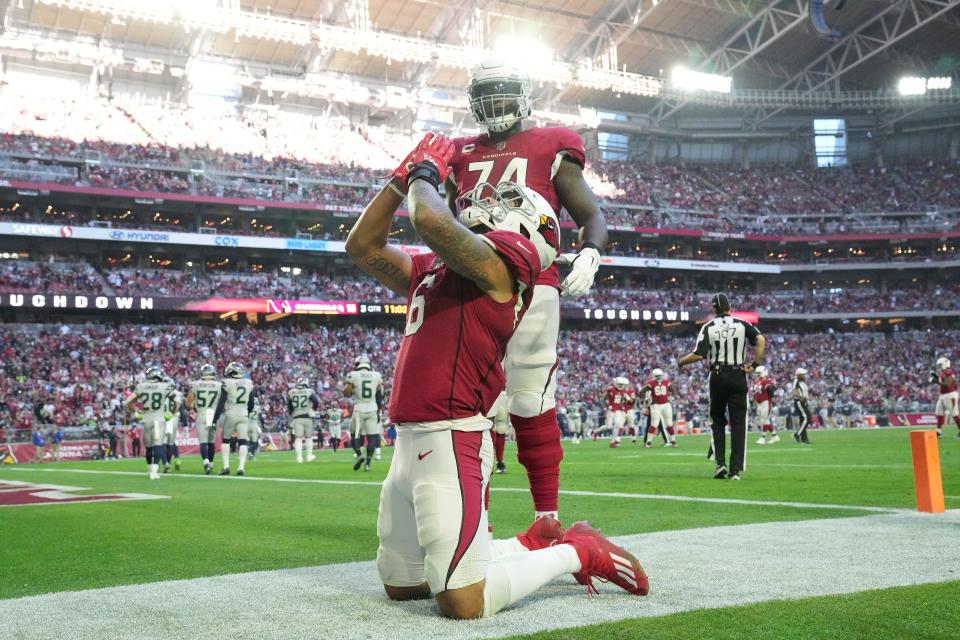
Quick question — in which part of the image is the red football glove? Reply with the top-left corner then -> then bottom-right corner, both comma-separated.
408,132 -> 455,185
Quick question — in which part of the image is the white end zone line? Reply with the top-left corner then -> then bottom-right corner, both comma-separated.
2,510 -> 958,640
1,467 -> 907,514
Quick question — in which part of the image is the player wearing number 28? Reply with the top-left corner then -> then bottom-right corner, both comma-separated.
346,132 -> 647,619
445,57 -> 608,520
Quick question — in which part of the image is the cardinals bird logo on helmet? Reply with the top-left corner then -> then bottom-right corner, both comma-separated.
457,182 -> 560,271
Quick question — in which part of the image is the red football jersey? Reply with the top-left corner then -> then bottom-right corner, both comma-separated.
388,230 -> 541,424
940,368 -> 957,394
622,389 -> 637,410
605,386 -> 622,411
753,377 -> 776,403
450,127 -> 586,289
645,379 -> 671,404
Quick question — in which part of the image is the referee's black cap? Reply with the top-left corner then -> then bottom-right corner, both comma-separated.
711,292 -> 731,313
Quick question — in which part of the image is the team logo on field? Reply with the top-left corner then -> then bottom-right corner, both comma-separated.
0,480 -> 169,507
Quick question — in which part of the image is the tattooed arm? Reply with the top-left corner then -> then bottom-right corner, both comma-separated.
345,178 -> 412,297
407,181 -> 514,303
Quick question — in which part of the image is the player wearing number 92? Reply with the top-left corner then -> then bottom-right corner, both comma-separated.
345,132 -> 647,620
125,365 -> 176,480
444,57 -> 608,520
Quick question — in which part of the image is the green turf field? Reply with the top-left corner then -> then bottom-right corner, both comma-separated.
1,428 -> 958,639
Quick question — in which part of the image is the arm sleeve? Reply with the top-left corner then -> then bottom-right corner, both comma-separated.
287,396 -> 294,414
212,385 -> 227,422
310,394 -> 320,410
555,127 -> 586,169
694,323 -> 710,357
247,388 -> 257,414
480,230 -> 542,291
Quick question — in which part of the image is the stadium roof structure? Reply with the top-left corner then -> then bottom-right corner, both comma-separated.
2,0 -> 959,128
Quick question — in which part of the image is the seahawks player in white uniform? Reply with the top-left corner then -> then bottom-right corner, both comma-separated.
125,366 -> 176,480
288,378 -> 320,463
186,364 -> 222,475
344,355 -> 383,472
213,362 -> 257,476
326,406 -> 344,452
162,376 -> 184,472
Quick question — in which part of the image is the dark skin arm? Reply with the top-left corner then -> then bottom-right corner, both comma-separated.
554,157 -> 607,249
345,178 -> 412,297
409,181 -> 515,303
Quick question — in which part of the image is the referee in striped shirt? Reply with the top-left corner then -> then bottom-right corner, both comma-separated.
677,293 -> 765,480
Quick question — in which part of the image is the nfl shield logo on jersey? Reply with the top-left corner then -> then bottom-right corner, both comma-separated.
497,141 -> 506,150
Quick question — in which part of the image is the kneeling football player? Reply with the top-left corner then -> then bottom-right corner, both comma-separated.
346,133 -> 648,619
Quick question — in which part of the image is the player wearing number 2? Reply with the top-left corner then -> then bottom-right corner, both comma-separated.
446,58 -> 607,520
345,355 -> 384,472
213,362 -> 256,476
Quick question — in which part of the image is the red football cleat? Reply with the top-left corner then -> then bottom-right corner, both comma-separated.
517,515 -> 565,551
562,521 -> 649,596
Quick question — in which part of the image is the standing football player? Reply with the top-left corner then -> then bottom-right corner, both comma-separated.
565,399 -> 584,444
753,366 -> 779,444
344,355 -> 383,472
288,378 -> 320,463
932,356 -> 959,438
446,58 -> 607,519
621,382 -> 639,445
326,405 -> 344,452
347,133 -> 646,620
640,369 -> 677,447
186,364 -> 221,475
792,368 -> 812,445
125,366 -> 175,480
604,378 -> 628,447
213,362 -> 256,476
161,376 -> 183,472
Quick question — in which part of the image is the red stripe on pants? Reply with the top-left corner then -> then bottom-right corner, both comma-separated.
445,430 -> 484,590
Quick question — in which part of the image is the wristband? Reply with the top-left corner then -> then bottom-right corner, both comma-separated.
406,162 -> 441,190
386,181 -> 406,197
580,241 -> 602,254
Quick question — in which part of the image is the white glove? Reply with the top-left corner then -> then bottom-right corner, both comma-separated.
557,247 -> 601,297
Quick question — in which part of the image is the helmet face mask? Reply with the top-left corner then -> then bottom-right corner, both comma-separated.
467,59 -> 532,133
457,182 -> 559,271
224,362 -> 243,378
937,357 -> 951,371
296,378 -> 310,389
145,366 -> 164,382
652,368 -> 664,381
755,365 -> 767,378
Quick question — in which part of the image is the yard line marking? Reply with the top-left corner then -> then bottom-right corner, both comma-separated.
611,461 -> 912,470
2,510 -> 958,640
2,467 -> 905,513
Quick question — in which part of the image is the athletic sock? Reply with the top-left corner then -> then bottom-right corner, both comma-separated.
482,545 -> 581,617
294,438 -> 303,459
305,437 -> 314,458
221,443 -> 230,469
238,444 -> 248,471
489,537 -> 527,560
492,432 -> 506,464
512,409 -> 563,516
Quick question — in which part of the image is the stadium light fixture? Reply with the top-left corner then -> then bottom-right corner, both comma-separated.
671,66 -> 731,94
898,76 -> 953,95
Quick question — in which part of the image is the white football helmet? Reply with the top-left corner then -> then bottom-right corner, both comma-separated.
355,355 -> 371,371
199,364 -> 216,379
937,356 -> 951,370
145,366 -> 165,382
457,182 -> 560,271
652,368 -> 664,381
614,376 -> 630,389
795,368 -> 808,378
755,365 -> 768,377
467,57 -> 532,133
224,362 -> 244,378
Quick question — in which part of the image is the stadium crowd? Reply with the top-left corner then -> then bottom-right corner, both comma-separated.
0,323 -> 953,440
